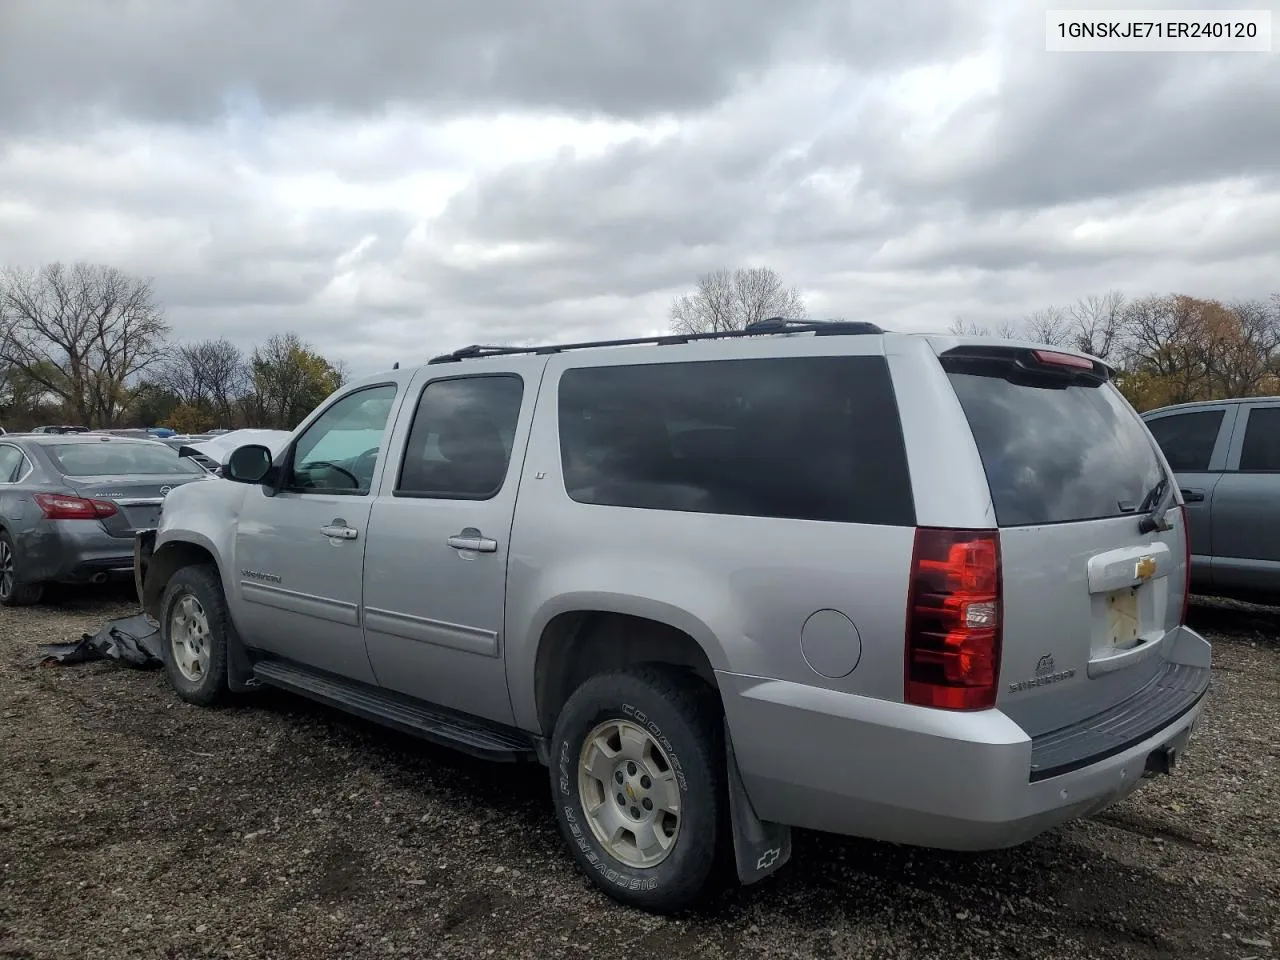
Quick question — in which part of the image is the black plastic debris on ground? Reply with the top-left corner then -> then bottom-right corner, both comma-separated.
38,613 -> 163,669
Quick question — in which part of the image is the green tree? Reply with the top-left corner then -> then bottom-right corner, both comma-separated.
246,332 -> 345,429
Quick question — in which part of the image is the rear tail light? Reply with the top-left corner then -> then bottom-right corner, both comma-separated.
1031,349 -> 1094,370
905,528 -> 1002,710
1179,503 -> 1191,625
34,493 -> 118,520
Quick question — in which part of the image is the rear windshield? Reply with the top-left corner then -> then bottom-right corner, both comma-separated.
46,441 -> 208,477
945,363 -> 1166,527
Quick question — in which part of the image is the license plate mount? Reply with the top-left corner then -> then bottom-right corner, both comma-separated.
1106,586 -> 1140,649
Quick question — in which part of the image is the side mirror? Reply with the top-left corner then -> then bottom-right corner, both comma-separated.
225,444 -> 275,485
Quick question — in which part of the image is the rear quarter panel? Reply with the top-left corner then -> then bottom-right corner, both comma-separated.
503,336 -> 920,734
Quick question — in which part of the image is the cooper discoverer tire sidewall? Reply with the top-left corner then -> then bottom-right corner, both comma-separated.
549,666 -> 725,913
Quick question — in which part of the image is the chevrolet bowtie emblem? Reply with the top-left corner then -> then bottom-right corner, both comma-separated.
1135,556 -> 1156,581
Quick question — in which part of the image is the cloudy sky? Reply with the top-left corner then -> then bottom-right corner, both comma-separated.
1,0 -> 1277,375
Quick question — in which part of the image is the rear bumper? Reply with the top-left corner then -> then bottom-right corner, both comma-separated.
719,625 -> 1211,850
14,521 -> 136,584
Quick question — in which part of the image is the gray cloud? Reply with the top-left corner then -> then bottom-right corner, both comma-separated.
0,0 -> 1277,378
0,0 -> 976,130
835,40 -> 1280,212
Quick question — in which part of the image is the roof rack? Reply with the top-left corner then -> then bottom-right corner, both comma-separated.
427,317 -> 884,364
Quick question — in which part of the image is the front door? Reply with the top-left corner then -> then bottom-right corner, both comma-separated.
232,382 -> 401,682
1212,402 -> 1280,595
362,364 -> 537,723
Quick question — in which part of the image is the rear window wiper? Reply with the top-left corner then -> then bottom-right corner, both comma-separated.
1136,475 -> 1175,534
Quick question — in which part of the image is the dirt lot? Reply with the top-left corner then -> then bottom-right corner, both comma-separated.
1,588 -> 1277,960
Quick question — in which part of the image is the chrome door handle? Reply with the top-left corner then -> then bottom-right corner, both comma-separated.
321,523 -> 359,541
447,533 -> 497,553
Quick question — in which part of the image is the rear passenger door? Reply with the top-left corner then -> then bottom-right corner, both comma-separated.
1210,402 -> 1280,596
362,361 -> 540,724
1143,405 -> 1236,588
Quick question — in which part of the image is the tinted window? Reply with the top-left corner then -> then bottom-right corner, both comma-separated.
1239,407 -> 1280,472
0,445 -> 26,483
290,385 -> 397,494
1145,410 -> 1224,472
396,375 -> 524,500
946,365 -> 1165,527
557,357 -> 915,525
45,441 -> 207,477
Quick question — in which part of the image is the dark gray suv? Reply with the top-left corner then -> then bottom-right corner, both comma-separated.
1143,396 -> 1280,603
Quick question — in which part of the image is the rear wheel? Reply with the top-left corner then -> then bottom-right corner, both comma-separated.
549,666 -> 726,913
0,529 -> 43,607
160,565 -> 230,706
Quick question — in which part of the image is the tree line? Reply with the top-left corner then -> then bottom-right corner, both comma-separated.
947,290 -> 1280,411
673,267 -> 1280,413
0,262 -> 348,433
6,260 -> 1277,432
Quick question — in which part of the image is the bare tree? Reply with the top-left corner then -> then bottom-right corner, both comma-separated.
147,337 -> 251,428
948,317 -> 985,336
1067,291 -> 1125,359
1025,307 -> 1070,345
670,267 -> 807,335
948,317 -> 1020,338
0,262 -> 169,426
199,339 -> 250,427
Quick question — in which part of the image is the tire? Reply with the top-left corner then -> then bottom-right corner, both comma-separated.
160,564 -> 230,706
549,666 -> 726,913
0,528 -> 43,607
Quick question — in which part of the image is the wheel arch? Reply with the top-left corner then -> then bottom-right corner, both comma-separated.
531,600 -> 726,737
142,535 -> 221,620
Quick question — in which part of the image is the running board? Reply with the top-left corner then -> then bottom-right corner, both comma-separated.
252,660 -> 536,762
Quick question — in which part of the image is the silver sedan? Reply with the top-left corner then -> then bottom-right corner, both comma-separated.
0,434 -> 211,605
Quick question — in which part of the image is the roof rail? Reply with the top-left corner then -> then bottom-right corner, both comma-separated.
426,316 -> 884,364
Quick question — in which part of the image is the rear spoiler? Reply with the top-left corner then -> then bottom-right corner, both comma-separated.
939,344 -> 1115,385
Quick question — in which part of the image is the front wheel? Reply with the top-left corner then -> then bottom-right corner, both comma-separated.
549,666 -> 726,913
160,564 -> 231,706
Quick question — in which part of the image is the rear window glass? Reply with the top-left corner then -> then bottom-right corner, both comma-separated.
945,363 -> 1165,527
1239,407 -> 1280,472
46,441 -> 208,477
1145,410 -> 1224,472
557,356 -> 916,526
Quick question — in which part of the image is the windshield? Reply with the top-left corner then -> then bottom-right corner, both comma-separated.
945,364 -> 1166,527
46,441 -> 208,477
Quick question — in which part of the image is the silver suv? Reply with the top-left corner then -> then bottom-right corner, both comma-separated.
134,320 -> 1212,912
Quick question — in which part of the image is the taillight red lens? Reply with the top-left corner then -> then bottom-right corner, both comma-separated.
34,493 -> 118,520
905,528 -> 1002,710
1031,349 -> 1093,370
1179,503 -> 1191,625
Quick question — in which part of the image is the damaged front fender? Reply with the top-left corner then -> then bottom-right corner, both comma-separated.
133,528 -> 157,613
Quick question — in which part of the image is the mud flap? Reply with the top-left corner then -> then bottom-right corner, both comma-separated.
225,626 -> 259,693
724,718 -> 791,884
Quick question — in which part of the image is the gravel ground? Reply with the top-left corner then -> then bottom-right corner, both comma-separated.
1,588 -> 1277,960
